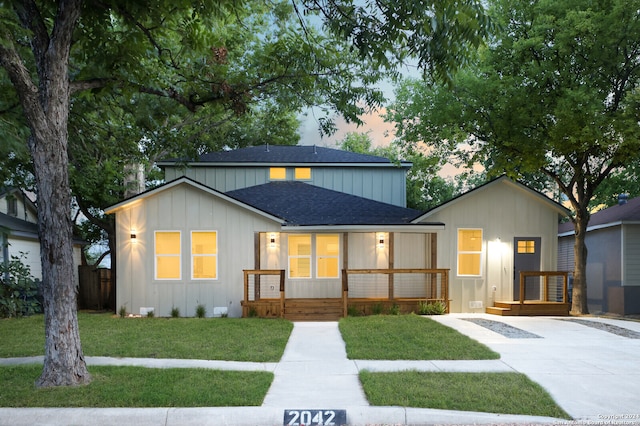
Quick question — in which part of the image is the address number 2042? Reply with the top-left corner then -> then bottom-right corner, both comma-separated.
283,409 -> 346,426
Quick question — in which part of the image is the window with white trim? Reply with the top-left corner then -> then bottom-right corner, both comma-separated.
316,234 -> 339,278
191,231 -> 218,279
288,234 -> 311,278
269,167 -> 286,180
295,167 -> 311,180
155,231 -> 181,280
457,228 -> 483,276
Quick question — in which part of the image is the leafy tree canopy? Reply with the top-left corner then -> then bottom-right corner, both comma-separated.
385,0 -> 640,314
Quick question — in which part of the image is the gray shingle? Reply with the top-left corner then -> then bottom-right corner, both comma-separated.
226,181 -> 421,225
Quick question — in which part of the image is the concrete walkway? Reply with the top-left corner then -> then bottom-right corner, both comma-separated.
2,315 -> 640,425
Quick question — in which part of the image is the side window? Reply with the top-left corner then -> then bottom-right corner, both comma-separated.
270,167 -> 286,180
155,231 -> 181,280
316,234 -> 339,278
288,234 -> 311,278
191,231 -> 218,279
457,229 -> 482,276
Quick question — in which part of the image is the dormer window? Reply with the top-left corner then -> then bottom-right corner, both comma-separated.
295,168 -> 311,180
269,167 -> 286,180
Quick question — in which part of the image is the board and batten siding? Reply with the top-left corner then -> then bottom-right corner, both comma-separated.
623,225 -> 640,286
114,183 -> 280,318
164,165 -> 408,207
418,180 -> 561,313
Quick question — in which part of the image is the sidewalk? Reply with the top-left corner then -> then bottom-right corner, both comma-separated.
2,315 -> 639,425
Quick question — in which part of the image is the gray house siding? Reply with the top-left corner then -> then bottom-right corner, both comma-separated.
164,165 -> 407,207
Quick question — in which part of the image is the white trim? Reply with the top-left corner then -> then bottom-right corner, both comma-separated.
190,230 -> 219,281
288,234 -> 312,279
154,230 -> 182,281
315,234 -> 340,279
456,228 -> 484,277
281,224 -> 444,232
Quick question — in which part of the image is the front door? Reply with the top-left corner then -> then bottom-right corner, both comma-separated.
513,237 -> 541,300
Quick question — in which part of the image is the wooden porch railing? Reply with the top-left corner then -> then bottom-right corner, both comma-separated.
242,269 -> 285,318
519,271 -> 569,304
342,268 -> 450,316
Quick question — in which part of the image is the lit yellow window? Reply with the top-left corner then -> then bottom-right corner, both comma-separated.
192,231 -> 217,279
517,240 -> 535,254
457,229 -> 482,276
288,234 -> 311,278
270,167 -> 286,180
316,234 -> 339,278
295,167 -> 311,180
155,231 -> 181,280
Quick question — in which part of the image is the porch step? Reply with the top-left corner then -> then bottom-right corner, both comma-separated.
485,306 -> 514,316
486,301 -> 570,316
284,298 -> 343,321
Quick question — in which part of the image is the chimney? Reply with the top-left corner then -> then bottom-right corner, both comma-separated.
618,193 -> 628,205
123,163 -> 145,198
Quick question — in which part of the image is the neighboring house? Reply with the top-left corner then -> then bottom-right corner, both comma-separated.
0,187 -> 84,286
413,176 -> 571,314
558,195 -> 640,315
105,146 -> 569,318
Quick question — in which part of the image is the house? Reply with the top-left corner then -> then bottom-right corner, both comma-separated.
105,146 -> 569,318
413,176 -> 571,315
0,188 -> 84,285
558,195 -> 640,315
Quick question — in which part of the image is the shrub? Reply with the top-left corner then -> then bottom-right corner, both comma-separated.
170,307 -> 180,318
347,305 -> 362,317
118,305 -> 127,318
418,301 -> 447,315
0,253 -> 41,318
195,304 -> 206,318
146,309 -> 155,318
389,304 -> 400,315
371,303 -> 384,315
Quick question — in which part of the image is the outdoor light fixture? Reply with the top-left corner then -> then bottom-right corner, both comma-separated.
377,233 -> 385,249
130,229 -> 137,243
269,233 -> 276,249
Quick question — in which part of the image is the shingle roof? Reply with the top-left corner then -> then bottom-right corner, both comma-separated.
0,212 -> 39,237
226,181 -> 422,225
558,196 -> 640,234
159,144 -> 410,167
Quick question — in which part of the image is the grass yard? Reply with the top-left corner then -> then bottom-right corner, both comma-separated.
339,314 -> 499,360
360,370 -> 571,419
0,313 -> 292,362
0,365 -> 272,407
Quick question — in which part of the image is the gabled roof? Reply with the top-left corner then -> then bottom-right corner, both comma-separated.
558,196 -> 640,235
104,177 -> 443,230
226,181 -> 426,226
413,175 -> 571,223
157,144 -> 411,169
104,177 -> 285,223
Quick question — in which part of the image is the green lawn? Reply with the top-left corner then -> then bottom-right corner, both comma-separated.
0,313 -> 292,361
0,365 -> 271,407
339,314 -> 500,360
360,370 -> 571,419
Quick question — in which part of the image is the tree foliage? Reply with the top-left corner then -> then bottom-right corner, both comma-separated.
0,0 -> 493,388
337,132 -> 457,210
386,0 -> 640,314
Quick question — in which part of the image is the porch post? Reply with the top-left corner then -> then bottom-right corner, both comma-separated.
254,233 -> 261,301
388,232 -> 394,301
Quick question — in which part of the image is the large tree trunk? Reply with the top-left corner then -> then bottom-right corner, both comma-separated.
0,0 -> 90,387
571,208 -> 590,315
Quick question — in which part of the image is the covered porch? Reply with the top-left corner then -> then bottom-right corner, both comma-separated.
241,268 -> 450,320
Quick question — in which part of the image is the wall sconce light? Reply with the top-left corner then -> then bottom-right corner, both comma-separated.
269,233 -> 276,249
130,229 -> 137,243
377,233 -> 385,249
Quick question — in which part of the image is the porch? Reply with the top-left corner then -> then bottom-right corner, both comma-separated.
241,268 -> 450,321
486,271 -> 571,316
